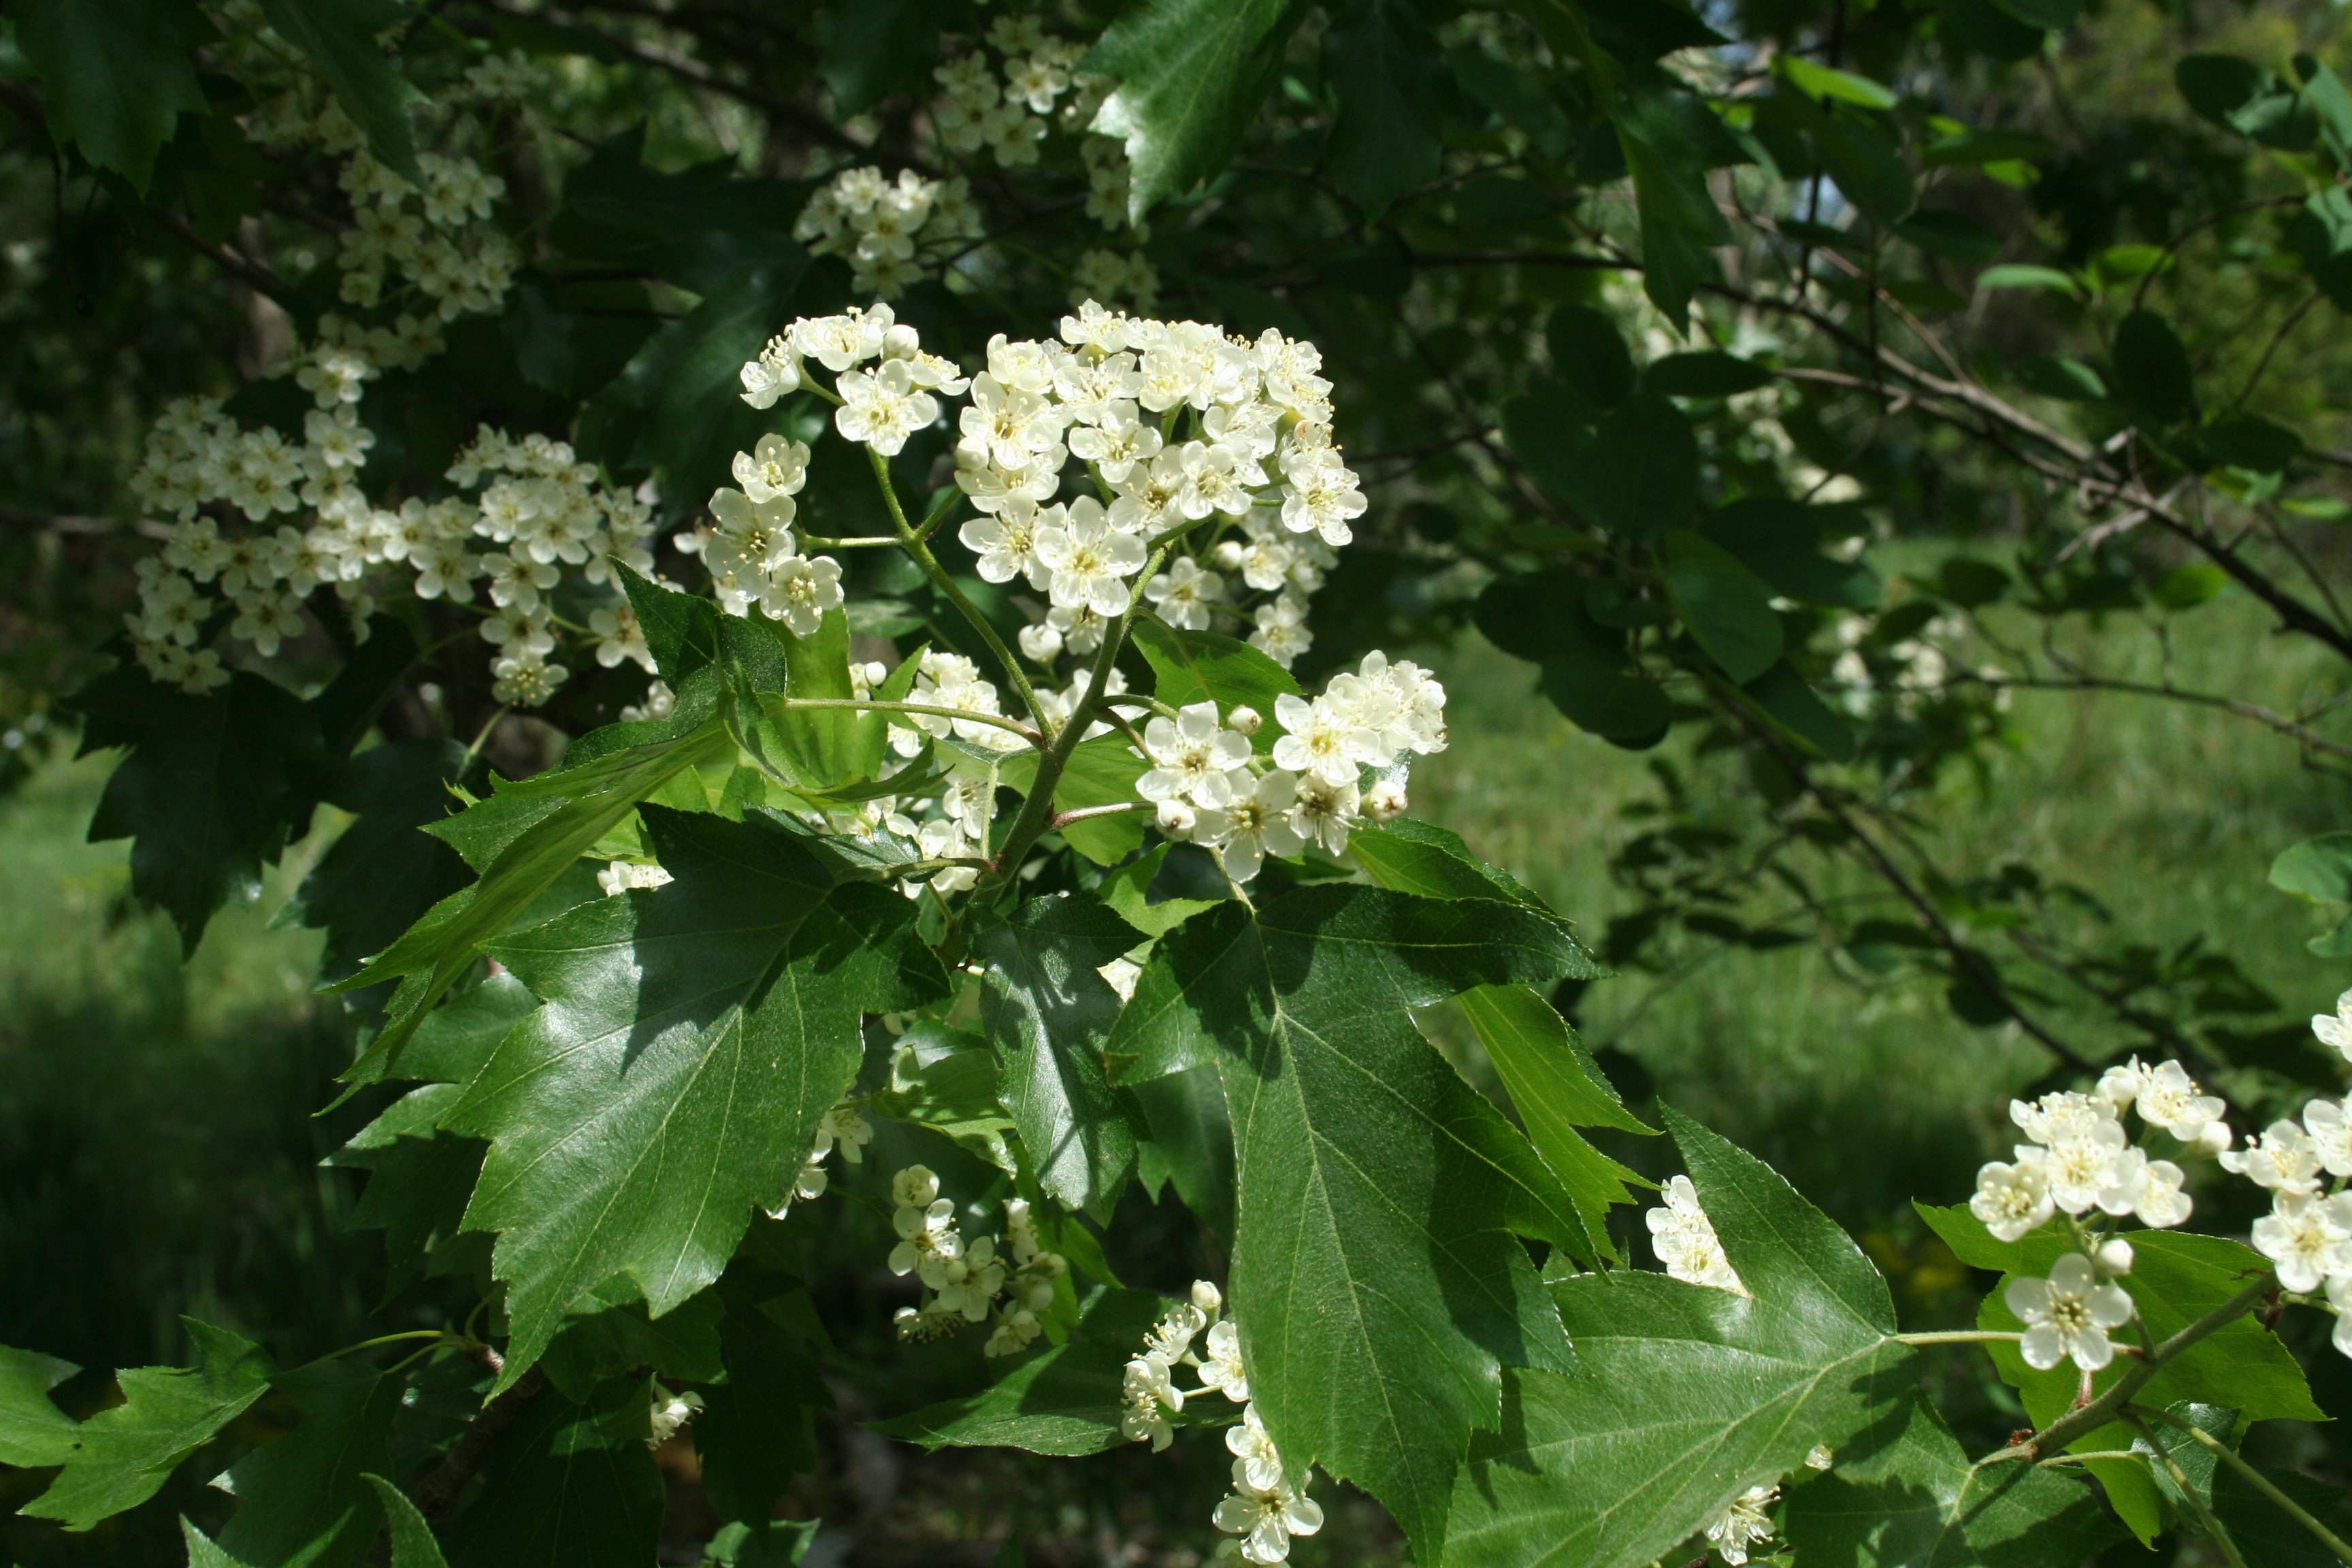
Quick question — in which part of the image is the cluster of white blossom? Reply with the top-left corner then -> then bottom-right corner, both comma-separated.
1115,1281 -> 1324,1565
1970,1061 -> 2217,1246
728,299 -> 1446,890
793,165 -> 983,299
1646,1174 -> 1747,1294
885,1167 -> 1066,1356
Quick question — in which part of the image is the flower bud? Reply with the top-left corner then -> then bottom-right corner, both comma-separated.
881,322 -> 922,360
1157,798 -> 1196,836
1017,620 -> 1063,663
2195,1122 -> 2234,1156
1191,1278 -> 1224,1316
2095,1237 -> 2134,1276
1212,540 -> 1246,570
1227,704 -> 1262,736
1365,779 -> 1407,823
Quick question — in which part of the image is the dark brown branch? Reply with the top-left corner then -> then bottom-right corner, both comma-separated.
412,1364 -> 544,1524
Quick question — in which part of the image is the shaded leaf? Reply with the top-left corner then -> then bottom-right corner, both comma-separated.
1448,1109 -> 1914,1568
253,0 -> 423,183
1322,0 -> 1446,218
362,1475 -> 451,1568
1663,529 -> 1784,682
1615,88 -> 1733,322
1082,0 -> 1310,220
975,894 -> 1147,1217
10,0 -> 210,191
218,1362 -> 402,1568
440,1379 -> 664,1568
442,806 -> 947,1386
2112,308 -> 2198,426
873,1287 -> 1170,1454
23,1322 -> 273,1531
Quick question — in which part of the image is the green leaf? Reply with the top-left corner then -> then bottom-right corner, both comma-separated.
1103,885 -> 1599,1552
2272,831 -> 2352,906
696,1274 -> 829,1525
579,254 -> 808,521
1448,1109 -> 1915,1568
1345,819 -> 1557,910
1130,1066 -> 1237,1248
1740,662 -> 1859,762
253,0 -> 425,184
1548,393 -> 1701,541
1642,351 -> 1774,398
1784,1390 -> 2123,1565
2203,414 -> 2301,474
1936,0 -> 2045,62
2013,355 -> 2106,401
2112,308 -> 2199,427
1614,88 -> 1734,323
2153,562 -> 2229,610
73,666 -> 324,956
1975,263 -> 2080,295
10,0 -> 210,191
217,1362 -> 402,1568
704,1518 -> 821,1567
1921,126 -> 2057,166
362,1475 -> 451,1568
1814,115 -> 1914,223
2178,55 -> 2318,150
1457,985 -> 1652,1256
870,1020 -> 1022,1172
1129,618 -> 1301,749
1447,45 -> 1571,163
1546,305 -> 1637,411
1081,0 -> 1311,220
975,893 -> 1147,1218
277,739 -> 476,988
1699,497 -> 1882,608
24,1321 -> 274,1531
1779,56 -> 1899,109
440,1380 -> 664,1568
813,0 -> 945,117
2214,1452 -> 2352,1567
1895,208 -> 2003,264
542,1286 -> 726,1403
2298,55 -> 2352,165
182,1518 -> 257,1568
1322,0 -> 1446,217
0,1345 -> 80,1467
874,1286 -> 1171,1454
1663,529 -> 1784,683
332,715 -> 733,1081
442,806 -> 947,1386
1050,734 -> 1150,866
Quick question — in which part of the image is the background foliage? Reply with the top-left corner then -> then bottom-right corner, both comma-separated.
5,0 -> 2352,1562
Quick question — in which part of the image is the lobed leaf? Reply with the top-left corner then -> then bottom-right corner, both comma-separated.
874,1286 -> 1173,1455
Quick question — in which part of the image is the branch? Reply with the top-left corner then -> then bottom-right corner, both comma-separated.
1954,672 -> 2352,762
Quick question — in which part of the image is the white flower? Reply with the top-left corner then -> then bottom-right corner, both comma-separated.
1701,1484 -> 1780,1567
795,304 -> 893,372
1287,771 -> 1359,858
2221,1120 -> 2325,1194
1144,555 -> 1224,630
2304,1099 -> 2352,1177
705,487 -> 798,579
596,860 -> 673,896
1226,1403 -> 1282,1488
2101,1057 -> 2228,1145
1196,768 -> 1307,884
739,341 -> 800,408
834,357 -> 938,455
732,434 -> 811,504
1270,694 -> 1369,787
2010,1090 -> 2115,1149
647,1388 -> 703,1446
2253,1190 -> 2352,1293
960,497 -> 1054,588
1120,1355 -> 1183,1451
1139,700 -> 1254,808
589,602 -> 653,670
1196,1319 -> 1250,1403
760,554 -> 844,636
2134,1160 -> 2193,1228
1364,779 -> 1407,822
1034,496 -> 1148,615
2006,1253 -> 2136,1371
1213,1462 -> 1324,1565
1646,1175 -> 1746,1294
2044,1120 -> 2129,1215
1970,1150 -> 2053,1242
2315,989 -> 2352,1062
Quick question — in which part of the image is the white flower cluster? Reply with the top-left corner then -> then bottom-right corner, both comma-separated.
1970,1060 -> 2219,1245
1141,658 -> 1440,882
674,432 -> 848,635
1700,1482 -> 1780,1567
783,1102 -> 874,1214
1115,1281 -> 1324,1566
1645,1174 -> 1746,1294
793,165 -> 983,299
885,1167 -> 1066,1356
728,300 -> 1449,890
331,147 -> 517,317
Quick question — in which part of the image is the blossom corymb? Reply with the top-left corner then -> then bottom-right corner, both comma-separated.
1646,1175 -> 1746,1294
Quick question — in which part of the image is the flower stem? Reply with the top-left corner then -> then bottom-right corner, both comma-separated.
866,446 -> 1046,731
2138,1405 -> 2352,1565
2121,1413 -> 2251,1568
